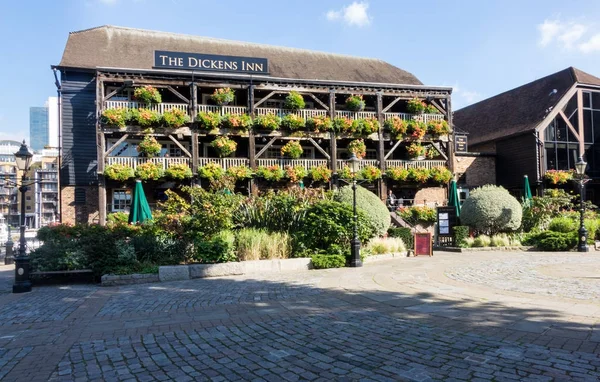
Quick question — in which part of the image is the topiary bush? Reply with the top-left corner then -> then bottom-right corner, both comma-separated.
334,185 -> 391,237
387,227 -> 413,249
460,185 -> 522,235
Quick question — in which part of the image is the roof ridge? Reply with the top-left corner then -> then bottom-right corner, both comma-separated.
74,25 -> 389,63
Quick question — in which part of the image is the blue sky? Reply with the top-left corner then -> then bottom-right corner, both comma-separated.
1,0 -> 599,143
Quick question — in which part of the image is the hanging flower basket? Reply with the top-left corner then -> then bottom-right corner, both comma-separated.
427,120 -> 450,137
196,111 -> 222,130
211,88 -> 235,106
281,114 -> 306,131
134,86 -> 162,104
348,139 -> 367,159
408,168 -> 431,183
281,141 -> 304,159
199,162 -> 225,180
165,164 -> 193,180
406,98 -> 426,114
354,117 -> 379,136
137,136 -> 162,157
406,120 -> 427,140
104,164 -> 134,182
360,165 -> 382,182
309,165 -> 332,182
256,165 -> 285,182
101,108 -> 129,128
406,143 -> 426,159
283,91 -> 305,110
385,167 -> 409,182
306,115 -> 333,133
429,167 -> 452,184
384,116 -> 407,139
135,161 -> 164,181
333,117 -> 354,134
222,113 -> 252,131
253,113 -> 281,131
225,166 -> 253,181
345,95 -> 365,111
544,170 -> 574,185
210,136 -> 237,157
162,108 -> 190,128
284,165 -> 307,183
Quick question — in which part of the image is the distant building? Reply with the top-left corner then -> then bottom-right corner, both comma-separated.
34,149 -> 59,228
29,97 -> 59,152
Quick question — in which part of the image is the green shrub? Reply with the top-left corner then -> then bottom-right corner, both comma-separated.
538,231 -> 577,251
452,226 -> 470,247
472,234 -> 491,247
334,185 -> 391,237
387,227 -> 413,249
461,185 -> 522,235
311,254 -> 346,269
490,234 -> 510,247
521,189 -> 574,232
585,219 -> 600,240
463,237 -> 475,247
236,191 -> 312,233
284,91 -> 305,110
293,200 -> 376,253
549,216 -> 577,233
193,231 -> 237,263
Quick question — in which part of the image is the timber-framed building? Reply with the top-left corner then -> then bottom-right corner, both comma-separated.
54,26 -> 454,225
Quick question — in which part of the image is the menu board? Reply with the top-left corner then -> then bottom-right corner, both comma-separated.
437,207 -> 457,238
414,233 -> 433,257
455,135 -> 468,153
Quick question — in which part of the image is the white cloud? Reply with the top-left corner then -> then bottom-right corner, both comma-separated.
98,0 -> 118,4
537,18 -> 598,54
579,33 -> 600,54
326,2 -> 371,27
452,84 -> 482,109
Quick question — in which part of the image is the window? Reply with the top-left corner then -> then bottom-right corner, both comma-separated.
112,189 -> 132,212
106,86 -> 134,101
26,196 -> 31,200
26,206 -> 31,210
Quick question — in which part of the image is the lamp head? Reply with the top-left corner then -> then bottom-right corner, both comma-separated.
14,140 -> 33,172
347,153 -> 361,174
575,156 -> 587,176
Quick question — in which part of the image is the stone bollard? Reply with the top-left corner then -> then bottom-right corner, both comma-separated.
5,240 -> 14,265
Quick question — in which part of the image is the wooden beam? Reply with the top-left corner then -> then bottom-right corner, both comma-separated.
104,134 -> 129,159
577,89 -> 585,156
191,133 -> 199,175
104,83 -> 129,102
190,82 -> 198,117
248,84 -> 255,116
167,86 -> 190,104
98,129 -> 107,226
384,140 -> 403,160
446,96 -> 455,173
329,90 -> 337,174
253,90 -> 277,108
248,85 -> 256,170
167,135 -> 192,157
255,137 -> 278,158
308,138 -> 330,160
381,97 -> 402,113
432,143 -> 449,160
431,99 -> 447,116
304,93 -> 329,111
559,110 -> 581,141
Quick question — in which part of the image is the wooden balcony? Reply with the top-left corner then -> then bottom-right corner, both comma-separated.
383,112 -> 444,123
336,159 -> 378,170
255,108 -> 328,120
335,111 -> 377,120
104,100 -> 189,114
257,158 -> 328,170
386,160 -> 447,169
106,157 -> 190,170
198,158 -> 249,170
197,105 -> 248,115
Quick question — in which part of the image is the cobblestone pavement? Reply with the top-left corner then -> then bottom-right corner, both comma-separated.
0,265 -> 13,294
0,251 -> 599,381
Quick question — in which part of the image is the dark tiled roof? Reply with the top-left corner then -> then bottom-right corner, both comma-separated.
58,25 -> 423,85
454,67 -> 600,146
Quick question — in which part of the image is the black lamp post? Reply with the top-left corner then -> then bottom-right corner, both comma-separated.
347,153 -> 363,267
574,156 -> 589,253
12,140 -> 33,293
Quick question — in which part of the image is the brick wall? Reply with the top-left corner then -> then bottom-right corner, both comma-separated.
413,187 -> 446,206
454,155 -> 496,188
61,186 -> 100,224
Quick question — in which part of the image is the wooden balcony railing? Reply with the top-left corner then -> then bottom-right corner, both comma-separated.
256,158 -> 328,170
197,105 -> 248,115
335,111 -> 377,120
336,159 -> 378,170
386,160 -> 447,169
198,158 -> 249,170
104,100 -> 189,114
106,157 -> 190,170
255,108 -> 328,120
383,112 -> 444,123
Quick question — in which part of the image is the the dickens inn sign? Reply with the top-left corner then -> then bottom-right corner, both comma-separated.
154,51 -> 269,75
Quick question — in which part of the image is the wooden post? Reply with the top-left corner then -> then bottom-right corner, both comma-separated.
191,133 -> 199,175
329,89 -> 337,173
248,84 -> 257,194
191,82 -> 198,119
577,89 -> 585,156
98,131 -> 107,226
446,96 -> 455,173
377,92 -> 386,200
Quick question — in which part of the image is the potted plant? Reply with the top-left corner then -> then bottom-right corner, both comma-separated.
384,116 -> 407,139
256,165 -> 285,182
337,166 -> 357,181
309,165 -> 332,182
210,136 -> 237,157
360,165 -> 382,182
306,115 -> 333,133
199,162 -> 225,180
281,141 -> 304,159
101,108 -> 129,128
135,161 -> 164,181
285,165 -> 308,183
281,114 -> 306,131
196,111 -> 222,130
333,117 -> 354,134
406,98 -> 426,114
406,120 -> 427,140
347,139 -> 367,159
385,167 -> 409,182
211,87 -> 235,106
544,170 -> 574,184
406,142 -> 426,159
345,95 -> 365,111
226,165 -> 253,181
104,163 -> 134,181
134,86 -> 162,104
429,166 -> 452,184
283,91 -> 305,110
137,136 -> 162,157
165,164 -> 193,180
427,120 -> 450,138
222,113 -> 252,131
408,167 -> 430,183
355,117 -> 379,136
131,108 -> 160,128
253,113 -> 281,131
162,108 -> 190,128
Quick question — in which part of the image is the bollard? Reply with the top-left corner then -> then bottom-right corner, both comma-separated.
5,240 -> 14,265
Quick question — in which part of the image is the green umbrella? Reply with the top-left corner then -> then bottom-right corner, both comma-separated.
128,180 -> 153,224
523,175 -> 533,203
448,180 -> 461,218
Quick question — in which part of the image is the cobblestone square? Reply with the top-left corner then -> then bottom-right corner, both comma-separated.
0,251 -> 599,381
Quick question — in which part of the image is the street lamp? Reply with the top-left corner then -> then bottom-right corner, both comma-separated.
574,156 -> 589,253
13,140 -> 33,293
347,153 -> 362,267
